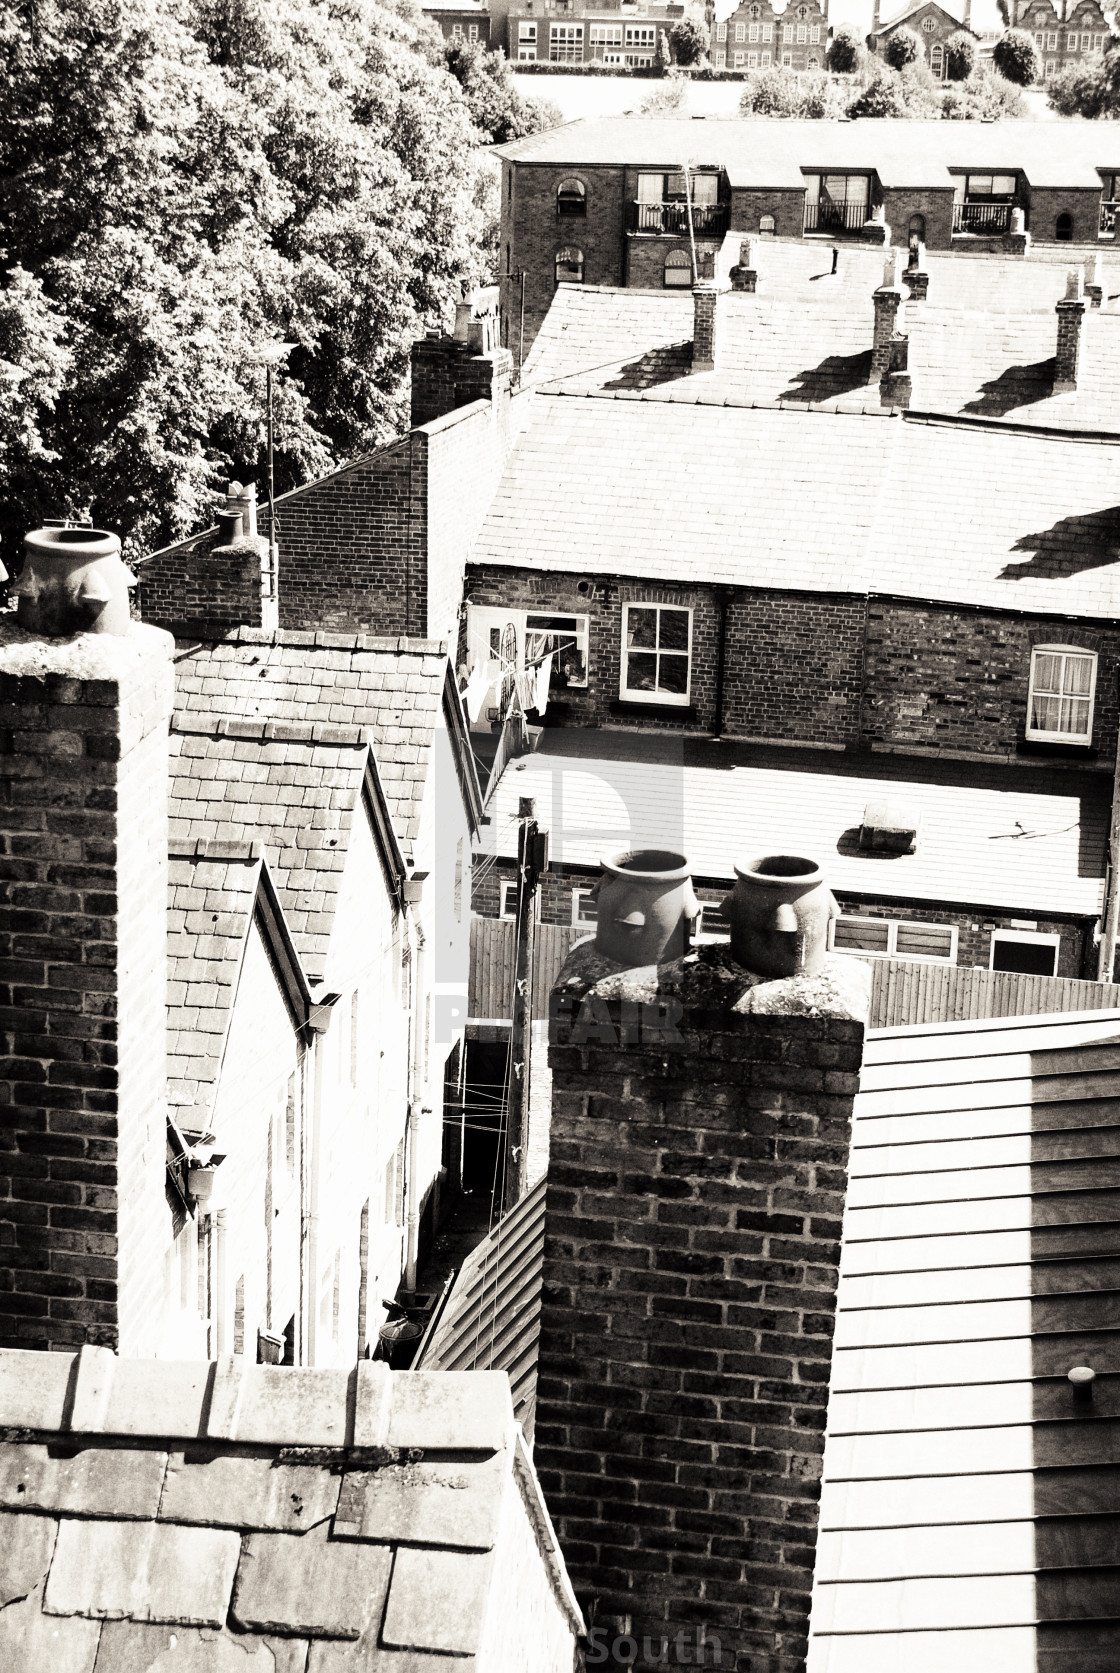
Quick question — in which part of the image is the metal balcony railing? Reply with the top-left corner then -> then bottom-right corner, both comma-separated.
953,201 -> 1013,236
803,200 -> 870,234
628,201 -> 728,237
1100,199 -> 1120,237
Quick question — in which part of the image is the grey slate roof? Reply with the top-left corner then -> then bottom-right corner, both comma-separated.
0,1345 -> 583,1671
808,1006 -> 1120,1671
473,392 -> 1120,618
173,630 -> 466,865
495,115 -> 1120,191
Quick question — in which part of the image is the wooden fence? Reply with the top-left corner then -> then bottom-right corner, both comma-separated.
468,915 -> 1120,1031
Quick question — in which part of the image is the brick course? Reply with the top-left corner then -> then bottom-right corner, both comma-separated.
537,954 -> 868,1670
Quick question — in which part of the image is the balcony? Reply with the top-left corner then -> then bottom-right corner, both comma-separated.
803,201 -> 870,235
1100,199 -> 1119,238
953,201 -> 1013,236
628,201 -> 729,238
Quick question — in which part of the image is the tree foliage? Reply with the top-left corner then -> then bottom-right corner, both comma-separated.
668,17 -> 707,64
992,27 -> 1041,84
0,0 -> 518,559
848,61 -> 910,115
655,28 -> 673,71
739,67 -> 846,117
442,38 -> 561,142
1047,52 -> 1120,115
640,68 -> 689,112
883,26 -> 921,69
826,24 -> 863,72
944,30 -> 976,79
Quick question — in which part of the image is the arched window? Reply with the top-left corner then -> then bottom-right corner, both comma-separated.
556,178 -> 586,218
909,213 -> 926,240
554,247 -> 584,285
759,212 -> 776,234
929,41 -> 944,76
664,249 -> 692,288
1056,210 -> 1074,241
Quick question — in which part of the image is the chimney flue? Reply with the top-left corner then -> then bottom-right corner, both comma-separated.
1055,266 -> 1086,394
691,279 -> 723,373
13,526 -> 135,638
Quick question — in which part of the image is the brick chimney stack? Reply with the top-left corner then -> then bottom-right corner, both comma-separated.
1,527 -> 175,1357
692,279 -> 726,373
871,250 -> 904,384
410,285 -> 513,438
537,942 -> 871,1667
1055,265 -> 1086,395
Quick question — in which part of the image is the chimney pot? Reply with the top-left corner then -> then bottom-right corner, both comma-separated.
16,525 -> 134,637
216,508 -> 244,547
594,848 -> 699,966
723,853 -> 837,979
1055,270 -> 1087,393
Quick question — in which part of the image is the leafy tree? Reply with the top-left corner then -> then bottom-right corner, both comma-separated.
992,27 -> 1041,84
655,28 -> 673,72
942,64 -> 1023,114
826,24 -> 863,73
442,38 -> 561,143
884,25 -> 921,68
847,62 -> 909,116
668,17 -> 707,64
739,66 -> 846,117
0,0 -> 499,557
944,29 -> 976,79
640,68 -> 689,112
1047,53 -> 1119,115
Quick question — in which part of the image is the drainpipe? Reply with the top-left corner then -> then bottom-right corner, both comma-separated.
214,1209 -> 229,1356
712,587 -> 731,739
402,875 -> 428,1292
1099,714 -> 1120,981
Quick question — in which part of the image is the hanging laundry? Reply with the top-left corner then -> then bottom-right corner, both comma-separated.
463,661 -> 491,724
532,651 -> 553,716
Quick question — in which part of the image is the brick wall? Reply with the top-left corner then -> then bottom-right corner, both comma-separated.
879,188 -> 954,251
0,624 -> 174,1356
730,188 -> 806,241
1029,187 -> 1102,246
140,396 -> 506,645
501,163 -> 628,363
537,947 -> 869,1669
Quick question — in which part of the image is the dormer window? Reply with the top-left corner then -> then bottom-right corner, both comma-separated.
1027,646 -> 1096,743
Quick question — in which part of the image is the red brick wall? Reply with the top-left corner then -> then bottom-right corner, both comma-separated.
731,188 -> 806,241
137,535 -> 267,640
500,163 -> 628,363
880,188 -> 955,250
538,971 -> 867,1668
1028,187 -> 1103,246
0,628 -> 174,1355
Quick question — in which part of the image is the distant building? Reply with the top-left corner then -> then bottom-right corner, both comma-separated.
1008,0 -> 1112,80
421,0 -> 491,44
869,0 -> 977,79
712,0 -> 829,71
506,0 -> 685,64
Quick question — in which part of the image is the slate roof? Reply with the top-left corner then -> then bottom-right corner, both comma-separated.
417,1178 -> 546,1442
480,744 -> 1106,917
173,630 -> 472,864
495,116 -> 1120,192
169,718 -> 369,980
808,1007 -> 1120,1672
0,1345 -> 583,1672
473,393 -> 1120,618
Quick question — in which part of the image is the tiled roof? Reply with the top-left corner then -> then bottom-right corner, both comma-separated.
166,846 -> 264,1117
472,393 -> 1120,617
495,116 -> 1120,191
417,1178 -> 546,1442
173,631 -> 458,863
169,718 -> 367,979
479,745 -> 1106,917
0,1345 -> 583,1670
808,1007 -> 1120,1671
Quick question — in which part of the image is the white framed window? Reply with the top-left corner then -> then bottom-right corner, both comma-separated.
733,49 -> 745,64
1047,30 -> 1058,48
807,52 -> 819,65
748,21 -> 759,40
747,49 -> 759,65
1068,32 -> 1079,47
715,48 -> 727,64
451,23 -> 462,37
625,24 -> 655,43
762,22 -> 773,40
468,23 -> 478,38
695,899 -> 730,941
797,22 -> 807,40
525,611 -> 589,685
664,249 -> 692,287
590,23 -> 623,42
829,915 -> 958,964
922,14 -> 936,30
571,887 -> 597,926
519,20 -> 537,38
499,880 -> 541,922
556,177 -> 586,217
735,21 -> 746,40
555,245 -> 584,284
1094,33 -> 1106,49
620,604 -> 692,704
1046,57 -> 1056,72
760,49 -> 771,64
783,23 -> 793,40
549,22 -> 583,60
782,50 -> 792,63
990,928 -> 1060,976
810,23 -> 821,40
716,19 -> 727,39
1027,646 -> 1096,743
518,46 -> 536,58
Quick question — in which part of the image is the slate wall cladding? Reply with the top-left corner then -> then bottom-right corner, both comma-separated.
537,958 -> 868,1670
465,564 -> 1120,762
0,627 -> 175,1357
499,163 -> 628,363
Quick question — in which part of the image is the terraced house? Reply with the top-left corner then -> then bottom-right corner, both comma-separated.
496,116 -> 1120,363
712,0 -> 829,70
1009,0 -> 1112,80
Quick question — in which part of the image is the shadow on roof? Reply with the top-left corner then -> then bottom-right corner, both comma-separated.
962,358 -> 1056,419
602,342 -> 693,392
780,348 -> 873,405
1000,505 -> 1120,583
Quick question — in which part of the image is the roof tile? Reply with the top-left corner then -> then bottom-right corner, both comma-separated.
43,1519 -> 240,1626
0,1444 -> 166,1521
381,1546 -> 493,1655
231,1523 -> 393,1639
158,1451 -> 341,1533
